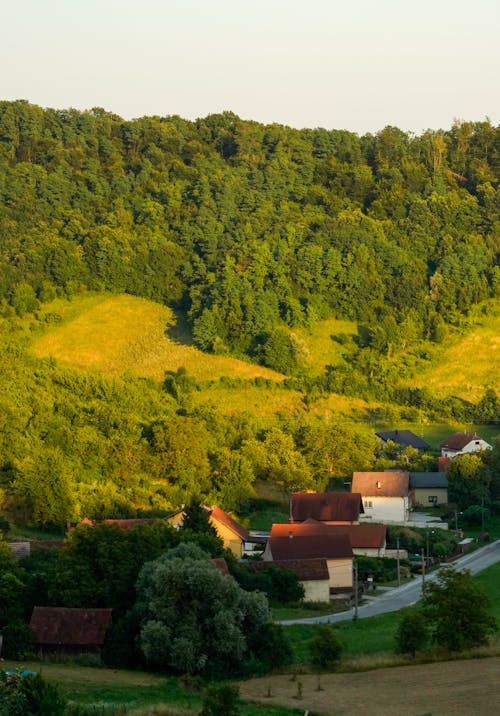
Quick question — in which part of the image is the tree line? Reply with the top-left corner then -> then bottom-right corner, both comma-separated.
0,102 -> 499,368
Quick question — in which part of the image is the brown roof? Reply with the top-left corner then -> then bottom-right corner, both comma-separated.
211,557 -> 229,574
291,492 -> 364,522
440,432 -> 485,450
30,540 -> 65,549
251,558 -> 329,581
210,506 -> 249,541
77,517 -> 161,530
351,471 -> 410,498
268,524 -> 352,561
271,522 -> 385,550
30,607 -> 112,646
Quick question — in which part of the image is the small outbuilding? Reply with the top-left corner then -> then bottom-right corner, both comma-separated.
30,606 -> 112,657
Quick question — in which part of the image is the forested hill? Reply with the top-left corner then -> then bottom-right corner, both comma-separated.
1,100 -> 499,368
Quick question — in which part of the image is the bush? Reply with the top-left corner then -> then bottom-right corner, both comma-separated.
200,683 -> 241,716
309,624 -> 343,671
1,621 -> 34,660
395,610 -> 429,656
0,673 -> 66,716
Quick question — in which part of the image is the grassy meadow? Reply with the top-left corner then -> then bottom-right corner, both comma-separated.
28,292 -> 500,426
31,294 -> 283,384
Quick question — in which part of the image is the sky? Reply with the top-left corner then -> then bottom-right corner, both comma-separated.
1,0 -> 499,135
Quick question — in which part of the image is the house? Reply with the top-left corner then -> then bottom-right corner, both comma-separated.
165,505 -> 249,558
410,472 -> 448,507
264,523 -> 353,595
250,558 -> 331,603
376,429 -> 430,452
351,471 -> 412,523
30,607 -> 112,657
209,506 -> 249,557
8,540 -> 65,561
290,492 -> 364,524
440,432 -> 492,458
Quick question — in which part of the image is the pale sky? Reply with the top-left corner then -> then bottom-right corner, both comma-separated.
1,0 -> 498,135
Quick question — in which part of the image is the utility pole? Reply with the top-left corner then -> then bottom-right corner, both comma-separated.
396,536 -> 401,587
421,547 -> 426,594
353,560 -> 358,620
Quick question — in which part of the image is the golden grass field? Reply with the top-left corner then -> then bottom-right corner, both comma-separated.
30,293 -> 500,416
30,293 -> 369,418
240,656 -> 500,716
31,294 -> 283,383
411,321 -> 500,402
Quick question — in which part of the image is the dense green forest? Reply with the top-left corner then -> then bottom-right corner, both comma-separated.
1,101 -> 499,360
1,100 -> 500,526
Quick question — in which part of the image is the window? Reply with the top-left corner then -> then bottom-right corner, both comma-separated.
428,495 -> 438,505
364,500 -> 373,509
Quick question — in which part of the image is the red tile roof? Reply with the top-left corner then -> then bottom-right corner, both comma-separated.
291,492 -> 364,522
210,506 -> 249,541
440,432 -> 484,451
252,558 -> 329,581
351,471 -> 410,498
30,607 -> 112,646
268,523 -> 352,561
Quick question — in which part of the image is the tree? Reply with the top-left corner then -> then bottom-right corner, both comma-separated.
136,543 -> 270,676
200,683 -> 241,716
423,566 -> 497,651
308,624 -> 343,670
395,610 -> 429,656
446,453 -> 490,511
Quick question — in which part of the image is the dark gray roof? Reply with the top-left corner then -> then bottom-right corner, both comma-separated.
410,472 -> 448,489
376,429 -> 430,450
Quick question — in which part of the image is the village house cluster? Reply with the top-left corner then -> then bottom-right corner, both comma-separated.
9,429 -> 493,655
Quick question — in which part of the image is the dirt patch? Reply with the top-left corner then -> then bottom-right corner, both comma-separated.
240,657 -> 500,716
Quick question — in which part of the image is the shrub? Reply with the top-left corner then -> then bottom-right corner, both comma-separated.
200,683 -> 241,716
395,610 -> 429,656
1,621 -> 35,660
309,624 -> 343,671
0,673 -> 66,716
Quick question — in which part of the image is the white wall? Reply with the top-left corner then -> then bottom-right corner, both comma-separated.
360,496 -> 409,522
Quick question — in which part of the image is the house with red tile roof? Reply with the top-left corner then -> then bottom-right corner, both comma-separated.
264,523 -> 353,594
164,505 -> 249,557
291,492 -> 364,524
440,432 -> 492,458
208,506 -> 249,557
250,558 -> 330,602
351,471 -> 412,523
30,607 -> 112,656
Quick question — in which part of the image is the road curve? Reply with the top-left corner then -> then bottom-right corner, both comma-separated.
278,538 -> 500,625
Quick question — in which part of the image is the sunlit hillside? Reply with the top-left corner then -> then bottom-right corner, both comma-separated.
408,307 -> 500,402
31,294 -> 284,383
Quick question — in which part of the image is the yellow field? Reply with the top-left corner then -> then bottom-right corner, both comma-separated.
31,294 -> 283,383
409,312 -> 500,402
292,318 -> 357,374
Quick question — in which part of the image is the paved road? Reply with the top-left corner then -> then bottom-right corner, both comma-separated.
279,538 -> 500,625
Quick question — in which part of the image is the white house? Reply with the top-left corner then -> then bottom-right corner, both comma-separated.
440,432 -> 492,458
351,471 -> 412,523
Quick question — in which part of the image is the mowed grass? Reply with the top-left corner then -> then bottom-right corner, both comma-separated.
31,294 -> 283,383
